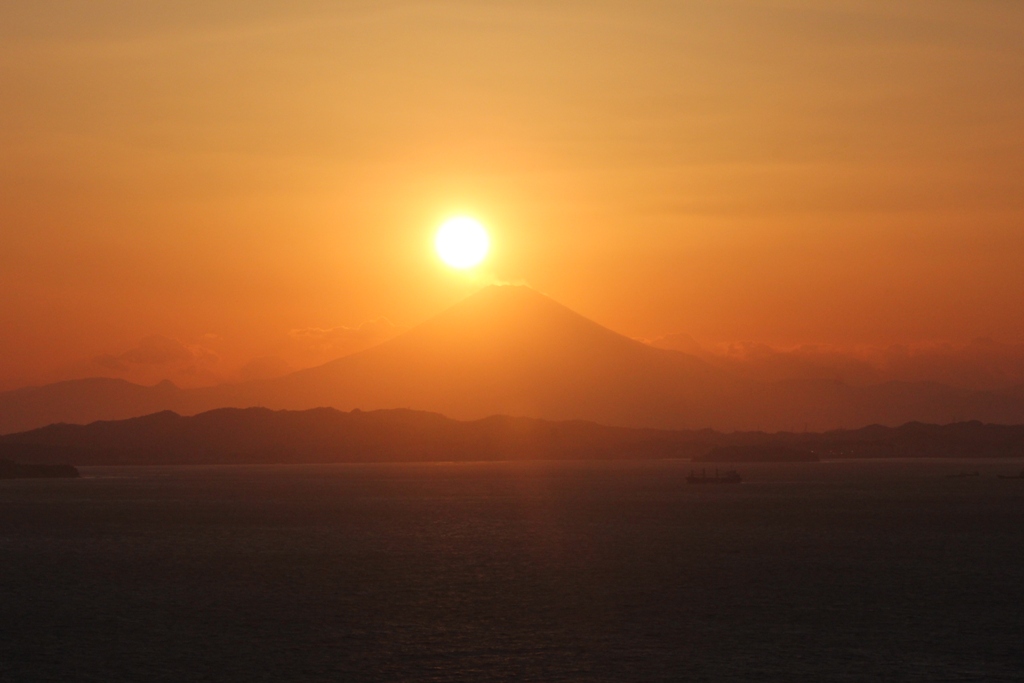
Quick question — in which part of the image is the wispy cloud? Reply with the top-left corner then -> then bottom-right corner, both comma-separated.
286,318 -> 398,362
92,335 -> 221,386
95,335 -> 218,370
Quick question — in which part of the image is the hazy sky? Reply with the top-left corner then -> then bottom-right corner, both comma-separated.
2,1 -> 1023,389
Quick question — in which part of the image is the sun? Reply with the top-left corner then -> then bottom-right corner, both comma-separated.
435,217 -> 490,269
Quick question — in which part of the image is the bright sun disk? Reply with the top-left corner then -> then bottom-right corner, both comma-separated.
435,217 -> 490,269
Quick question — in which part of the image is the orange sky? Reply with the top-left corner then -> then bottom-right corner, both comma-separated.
2,1 -> 1024,390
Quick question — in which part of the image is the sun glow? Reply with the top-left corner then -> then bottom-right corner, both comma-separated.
435,217 -> 490,269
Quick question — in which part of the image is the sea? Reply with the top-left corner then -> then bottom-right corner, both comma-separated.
1,459 -> 1023,682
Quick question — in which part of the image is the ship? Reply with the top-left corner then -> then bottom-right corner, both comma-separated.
998,468 -> 1024,480
686,468 -> 742,485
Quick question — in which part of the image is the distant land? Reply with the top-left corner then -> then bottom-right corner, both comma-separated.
0,459 -> 79,479
697,445 -> 819,463
4,286 -> 1024,435
2,407 -> 1023,467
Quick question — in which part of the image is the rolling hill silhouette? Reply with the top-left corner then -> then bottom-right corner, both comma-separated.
0,407 -> 709,466
2,285 -> 1024,433
3,407 -> 1021,467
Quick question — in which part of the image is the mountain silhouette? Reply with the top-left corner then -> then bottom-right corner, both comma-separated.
0,407 -> 710,466
225,285 -> 742,427
2,285 -> 1024,434
3,407 -> 1022,467
0,378 -> 188,436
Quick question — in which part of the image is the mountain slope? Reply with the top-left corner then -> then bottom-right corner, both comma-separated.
0,378 -> 187,435
233,285 -> 743,428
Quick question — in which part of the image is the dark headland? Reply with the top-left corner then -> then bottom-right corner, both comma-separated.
2,407 -> 1024,467
0,459 -> 79,479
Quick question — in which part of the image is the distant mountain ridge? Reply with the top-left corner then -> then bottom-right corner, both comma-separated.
0,378 -> 189,435
3,285 -> 1024,434
2,407 -> 1022,466
0,407 -> 708,466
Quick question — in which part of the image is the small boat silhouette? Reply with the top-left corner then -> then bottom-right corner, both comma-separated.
687,468 -> 742,485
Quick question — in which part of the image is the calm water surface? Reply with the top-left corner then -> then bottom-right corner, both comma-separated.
1,459 -> 1023,682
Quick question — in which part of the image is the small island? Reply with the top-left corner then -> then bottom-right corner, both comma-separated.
0,459 -> 80,480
